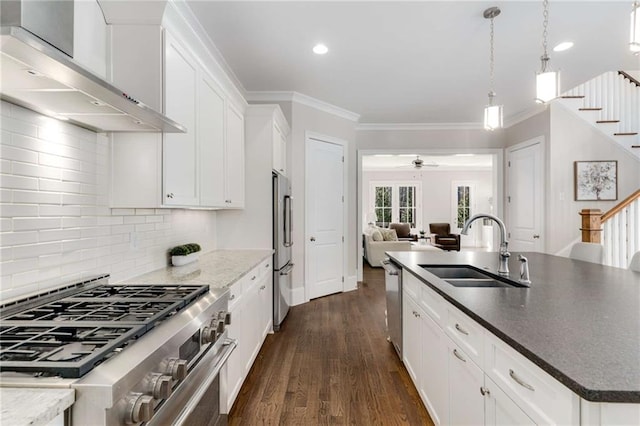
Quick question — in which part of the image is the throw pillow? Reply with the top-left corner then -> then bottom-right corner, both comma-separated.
380,228 -> 398,241
371,229 -> 383,241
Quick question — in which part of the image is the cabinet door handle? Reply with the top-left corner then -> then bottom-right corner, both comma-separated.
251,275 -> 256,281
166,193 -> 174,199
260,285 -> 266,290
480,386 -> 490,396
229,294 -> 235,300
509,369 -> 535,391
533,234 -> 540,239
455,323 -> 469,335
453,349 -> 467,362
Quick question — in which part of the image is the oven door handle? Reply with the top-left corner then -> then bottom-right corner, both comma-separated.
149,338 -> 237,425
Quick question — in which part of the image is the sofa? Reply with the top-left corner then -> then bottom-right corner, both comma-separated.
429,223 -> 461,251
363,228 -> 411,267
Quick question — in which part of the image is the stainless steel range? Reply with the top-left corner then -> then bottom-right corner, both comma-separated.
0,275 -> 236,425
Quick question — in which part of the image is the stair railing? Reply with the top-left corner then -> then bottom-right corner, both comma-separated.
580,189 -> 640,268
563,71 -> 639,137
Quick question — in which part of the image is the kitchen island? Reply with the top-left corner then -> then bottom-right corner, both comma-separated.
386,250 -> 639,425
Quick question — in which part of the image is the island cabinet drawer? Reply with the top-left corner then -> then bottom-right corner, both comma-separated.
419,282 -> 445,328
484,334 -> 579,425
403,272 -> 421,302
255,258 -> 272,281
445,306 -> 484,367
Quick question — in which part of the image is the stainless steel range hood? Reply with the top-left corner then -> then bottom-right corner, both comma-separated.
0,3 -> 185,133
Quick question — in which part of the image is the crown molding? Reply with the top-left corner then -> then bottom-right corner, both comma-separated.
356,122 -> 483,131
245,91 -> 361,122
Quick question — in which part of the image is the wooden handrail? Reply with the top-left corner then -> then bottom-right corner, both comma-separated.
618,71 -> 640,88
601,189 -> 640,222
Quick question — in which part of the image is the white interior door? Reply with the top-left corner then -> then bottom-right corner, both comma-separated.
507,138 -> 544,252
306,137 -> 344,300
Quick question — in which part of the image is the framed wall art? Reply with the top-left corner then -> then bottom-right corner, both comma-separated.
574,160 -> 618,201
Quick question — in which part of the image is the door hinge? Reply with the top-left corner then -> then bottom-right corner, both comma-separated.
508,161 -> 511,167
342,276 -> 344,283
341,195 -> 344,202
342,236 -> 344,242
342,156 -> 344,162
507,195 -> 511,203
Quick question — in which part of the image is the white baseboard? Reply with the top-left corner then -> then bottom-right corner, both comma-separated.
290,285 -> 306,306
344,275 -> 357,292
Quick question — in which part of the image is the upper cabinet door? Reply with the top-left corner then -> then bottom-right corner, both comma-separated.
164,34 -> 199,207
225,103 -> 245,208
199,74 -> 226,207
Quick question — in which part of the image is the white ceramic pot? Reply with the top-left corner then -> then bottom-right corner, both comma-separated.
171,252 -> 199,266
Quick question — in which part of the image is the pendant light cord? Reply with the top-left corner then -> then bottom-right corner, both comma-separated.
541,0 -> 550,71
489,15 -> 495,100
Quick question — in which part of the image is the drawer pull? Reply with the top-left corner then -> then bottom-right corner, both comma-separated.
260,285 -> 266,290
229,294 -> 235,300
251,275 -> 256,281
455,323 -> 469,335
453,349 -> 467,362
480,386 -> 490,396
509,369 -> 535,392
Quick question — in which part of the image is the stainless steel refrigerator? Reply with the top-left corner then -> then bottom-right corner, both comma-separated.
273,172 -> 293,331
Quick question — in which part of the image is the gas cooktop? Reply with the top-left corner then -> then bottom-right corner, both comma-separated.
0,278 -> 210,378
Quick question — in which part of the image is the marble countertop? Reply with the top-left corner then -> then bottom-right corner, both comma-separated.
1,388 -> 74,426
386,250 -> 640,403
119,249 -> 274,288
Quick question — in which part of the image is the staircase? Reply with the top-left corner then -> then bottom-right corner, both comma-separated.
558,71 -> 640,159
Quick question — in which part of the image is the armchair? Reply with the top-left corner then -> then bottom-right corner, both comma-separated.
429,223 -> 461,251
388,223 -> 418,242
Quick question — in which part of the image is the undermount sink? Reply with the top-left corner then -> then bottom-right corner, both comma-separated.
420,265 -> 522,288
444,278 -> 512,288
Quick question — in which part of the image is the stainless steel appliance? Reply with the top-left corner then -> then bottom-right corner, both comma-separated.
273,171 -> 293,331
0,275 -> 236,425
382,259 -> 402,358
0,0 -> 185,133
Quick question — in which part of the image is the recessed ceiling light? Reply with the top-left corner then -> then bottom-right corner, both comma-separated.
553,41 -> 574,52
313,43 -> 328,55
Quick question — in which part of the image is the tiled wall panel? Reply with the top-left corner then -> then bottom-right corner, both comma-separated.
0,102 -> 217,302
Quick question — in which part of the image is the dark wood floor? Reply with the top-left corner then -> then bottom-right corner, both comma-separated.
228,264 -> 434,425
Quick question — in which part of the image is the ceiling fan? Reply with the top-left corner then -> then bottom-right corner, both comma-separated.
411,155 -> 438,169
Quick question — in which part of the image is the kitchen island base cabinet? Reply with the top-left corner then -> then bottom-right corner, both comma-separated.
402,271 -> 580,426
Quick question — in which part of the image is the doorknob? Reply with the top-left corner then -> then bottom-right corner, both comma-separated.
310,237 -> 316,242
533,234 -> 540,239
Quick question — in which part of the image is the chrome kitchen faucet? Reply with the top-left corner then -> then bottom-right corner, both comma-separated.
461,214 -> 510,276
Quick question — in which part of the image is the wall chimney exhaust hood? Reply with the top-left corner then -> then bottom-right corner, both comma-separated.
0,3 -> 185,133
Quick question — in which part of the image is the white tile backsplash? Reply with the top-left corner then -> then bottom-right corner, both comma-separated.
0,103 -> 217,303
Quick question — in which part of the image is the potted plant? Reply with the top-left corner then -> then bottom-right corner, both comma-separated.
170,243 -> 201,266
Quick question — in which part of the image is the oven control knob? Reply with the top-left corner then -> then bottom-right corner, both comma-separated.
216,319 -> 226,335
165,358 -> 187,380
202,326 -> 216,344
145,373 -> 173,399
218,310 -> 232,325
124,392 -> 154,424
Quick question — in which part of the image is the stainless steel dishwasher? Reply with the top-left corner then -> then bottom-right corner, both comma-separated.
382,258 -> 402,359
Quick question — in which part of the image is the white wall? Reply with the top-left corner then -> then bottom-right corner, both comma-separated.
0,102 -> 217,303
289,102 -> 358,303
546,103 -> 640,253
361,169 -> 494,246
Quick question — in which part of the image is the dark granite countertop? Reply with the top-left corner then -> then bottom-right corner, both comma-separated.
385,250 -> 640,403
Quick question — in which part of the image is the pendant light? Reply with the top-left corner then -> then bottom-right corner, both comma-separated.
536,0 -> 559,103
484,7 -> 503,131
631,2 -> 640,53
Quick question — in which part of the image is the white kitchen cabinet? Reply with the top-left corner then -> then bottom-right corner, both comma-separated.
420,309 -> 449,426
74,0 -> 107,78
163,33 -> 199,206
222,259 -> 273,413
224,103 -> 245,208
485,376 -> 536,426
401,268 -> 580,426
273,121 -> 287,176
198,73 -> 226,207
402,293 -> 422,384
448,340 -> 485,425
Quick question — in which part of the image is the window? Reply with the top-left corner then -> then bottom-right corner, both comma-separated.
452,181 -> 476,230
370,182 -> 421,229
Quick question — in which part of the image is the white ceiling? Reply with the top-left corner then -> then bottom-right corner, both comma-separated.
187,1 -> 639,125
362,154 -> 493,171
